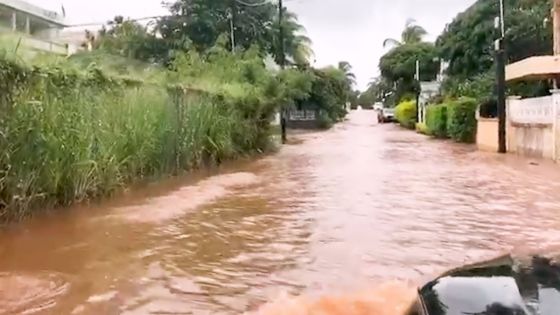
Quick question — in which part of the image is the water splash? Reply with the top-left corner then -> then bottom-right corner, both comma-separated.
251,282 -> 418,315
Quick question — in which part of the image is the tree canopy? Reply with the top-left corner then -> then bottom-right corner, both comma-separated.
383,19 -> 428,48
93,0 -> 314,67
436,0 -> 551,79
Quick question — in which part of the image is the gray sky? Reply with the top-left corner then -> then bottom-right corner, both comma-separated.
32,0 -> 475,90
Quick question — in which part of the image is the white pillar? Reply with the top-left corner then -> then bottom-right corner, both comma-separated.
550,89 -> 560,161
25,16 -> 30,34
11,11 -> 16,31
506,95 -> 521,153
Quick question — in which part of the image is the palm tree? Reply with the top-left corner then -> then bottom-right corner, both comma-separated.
338,61 -> 356,86
278,10 -> 314,65
382,19 -> 427,48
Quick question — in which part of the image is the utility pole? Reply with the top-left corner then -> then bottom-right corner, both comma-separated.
415,60 -> 420,124
279,0 -> 287,143
495,0 -> 507,154
278,0 -> 286,69
553,0 -> 560,88
554,0 -> 560,55
229,0 -> 236,53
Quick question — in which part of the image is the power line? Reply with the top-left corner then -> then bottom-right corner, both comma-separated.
234,0 -> 271,7
62,15 -> 168,29
234,0 -> 298,7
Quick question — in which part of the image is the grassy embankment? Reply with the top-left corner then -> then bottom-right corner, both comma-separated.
0,42 -> 305,222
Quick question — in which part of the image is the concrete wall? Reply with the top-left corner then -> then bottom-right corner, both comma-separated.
507,96 -> 554,159
286,120 -> 320,129
477,118 -> 499,152
508,123 -> 554,159
477,95 -> 557,159
287,109 -> 321,129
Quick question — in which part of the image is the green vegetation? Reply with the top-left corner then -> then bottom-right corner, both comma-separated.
0,0 -> 356,223
395,101 -> 417,129
383,19 -> 428,48
415,122 -> 429,135
372,0 -> 554,145
425,104 -> 448,138
446,98 -> 478,143
437,0 -> 552,100
0,48 -> 294,222
422,99 -> 478,143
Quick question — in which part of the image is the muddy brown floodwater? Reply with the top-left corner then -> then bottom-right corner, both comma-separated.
3,110 -> 560,315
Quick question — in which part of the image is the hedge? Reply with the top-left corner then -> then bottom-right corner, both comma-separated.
446,98 -> 478,143
395,101 -> 417,129
426,104 -> 448,138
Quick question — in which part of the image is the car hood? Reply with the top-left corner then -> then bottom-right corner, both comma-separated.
417,254 -> 560,315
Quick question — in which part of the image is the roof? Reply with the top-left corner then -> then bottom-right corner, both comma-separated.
0,0 -> 66,26
506,55 -> 560,82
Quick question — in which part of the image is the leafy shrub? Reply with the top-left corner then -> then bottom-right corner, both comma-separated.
0,47 -> 314,222
446,98 -> 478,143
395,101 -> 417,129
426,104 -> 448,138
317,111 -> 334,129
415,123 -> 429,135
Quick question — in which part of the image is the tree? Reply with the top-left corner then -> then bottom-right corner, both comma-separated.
383,19 -> 428,48
436,0 -> 551,79
277,10 -> 314,65
95,16 -> 168,63
337,61 -> 356,86
301,67 -> 349,122
156,0 -> 313,65
358,77 -> 393,107
379,42 -> 439,103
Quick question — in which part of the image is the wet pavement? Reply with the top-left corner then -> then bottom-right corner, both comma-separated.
2,110 -> 560,314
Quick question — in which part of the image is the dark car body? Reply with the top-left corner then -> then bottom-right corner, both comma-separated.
406,254 -> 560,315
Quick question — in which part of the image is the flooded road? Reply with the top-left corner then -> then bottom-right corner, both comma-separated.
2,110 -> 560,314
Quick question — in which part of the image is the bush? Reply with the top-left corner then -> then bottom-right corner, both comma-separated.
446,97 -> 478,143
0,48 -> 312,222
426,104 -> 448,138
395,101 -> 417,129
317,111 -> 334,129
415,123 -> 429,135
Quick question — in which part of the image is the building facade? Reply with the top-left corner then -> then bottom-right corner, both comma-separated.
0,0 -> 69,55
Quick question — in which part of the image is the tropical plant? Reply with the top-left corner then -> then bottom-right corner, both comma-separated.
155,0 -> 313,65
436,0 -> 551,79
395,100 -> 417,129
278,10 -> 314,65
446,98 -> 478,143
337,61 -> 356,86
383,18 -> 427,48
95,16 -> 167,63
379,42 -> 439,103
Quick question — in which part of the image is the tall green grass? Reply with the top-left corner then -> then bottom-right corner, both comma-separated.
0,54 -> 285,223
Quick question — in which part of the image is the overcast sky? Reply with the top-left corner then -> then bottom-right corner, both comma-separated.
31,0 -> 475,90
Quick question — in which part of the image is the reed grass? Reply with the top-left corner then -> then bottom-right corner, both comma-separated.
0,47 -> 290,223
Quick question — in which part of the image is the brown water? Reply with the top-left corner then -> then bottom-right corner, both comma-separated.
2,110 -> 560,315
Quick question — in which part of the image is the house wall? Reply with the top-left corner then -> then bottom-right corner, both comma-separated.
507,124 -> 554,159
507,96 -> 554,159
477,95 -> 558,159
0,0 -> 64,26
476,118 -> 499,152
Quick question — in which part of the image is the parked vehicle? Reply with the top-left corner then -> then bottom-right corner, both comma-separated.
377,107 -> 395,123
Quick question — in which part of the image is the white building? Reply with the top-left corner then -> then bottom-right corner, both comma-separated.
0,0 -> 71,55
